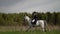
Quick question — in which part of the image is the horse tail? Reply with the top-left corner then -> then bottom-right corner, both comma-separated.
44,20 -> 46,28
45,20 -> 47,26
44,20 -> 49,31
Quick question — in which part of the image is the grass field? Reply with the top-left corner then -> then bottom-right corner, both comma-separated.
0,30 -> 60,34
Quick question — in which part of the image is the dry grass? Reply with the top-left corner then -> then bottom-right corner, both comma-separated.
0,25 -> 60,32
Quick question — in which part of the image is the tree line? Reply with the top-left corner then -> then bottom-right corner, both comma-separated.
0,12 -> 60,26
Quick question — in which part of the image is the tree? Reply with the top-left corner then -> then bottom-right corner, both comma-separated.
46,12 -> 51,23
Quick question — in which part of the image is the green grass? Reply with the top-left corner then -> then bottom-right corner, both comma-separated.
0,30 -> 60,34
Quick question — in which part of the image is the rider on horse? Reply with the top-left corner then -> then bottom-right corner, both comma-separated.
31,11 -> 38,26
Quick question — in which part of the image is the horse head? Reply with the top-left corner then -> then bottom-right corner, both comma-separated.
24,15 -> 31,21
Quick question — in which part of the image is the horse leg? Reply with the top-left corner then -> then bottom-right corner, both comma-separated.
46,22 -> 50,31
41,23 -> 45,32
41,27 -> 45,32
26,26 -> 32,31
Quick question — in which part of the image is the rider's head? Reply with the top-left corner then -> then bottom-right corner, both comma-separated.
32,11 -> 37,16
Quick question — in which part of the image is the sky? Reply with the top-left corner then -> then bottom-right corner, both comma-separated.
0,0 -> 60,13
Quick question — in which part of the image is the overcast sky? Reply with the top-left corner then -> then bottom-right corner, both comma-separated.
0,0 -> 60,13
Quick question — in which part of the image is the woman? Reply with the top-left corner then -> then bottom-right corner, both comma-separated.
31,11 -> 38,25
